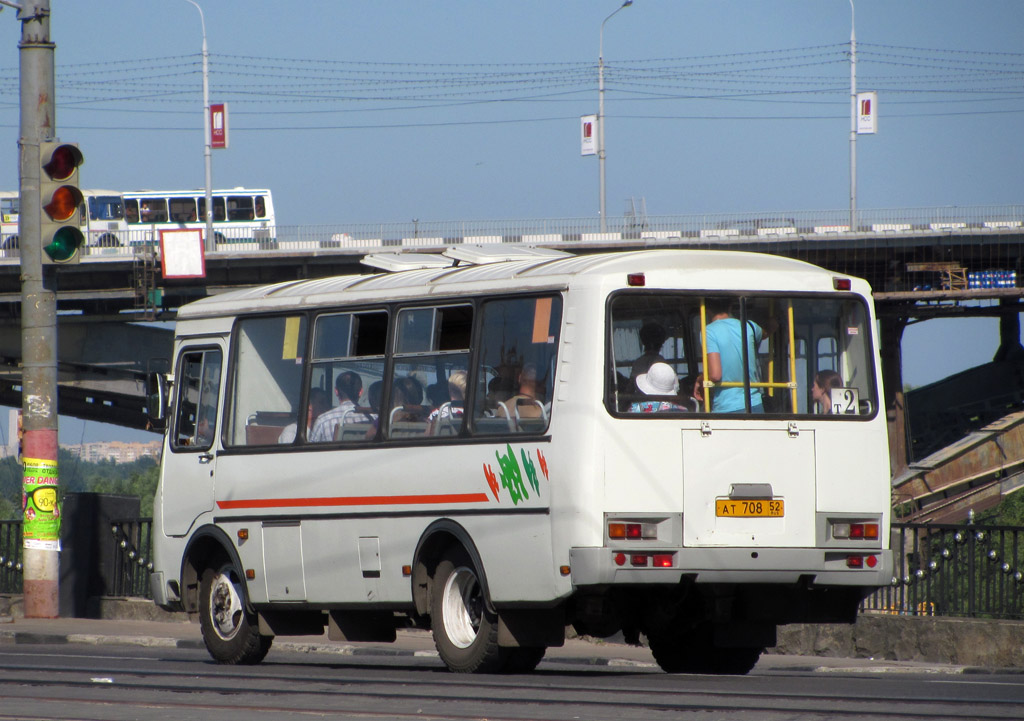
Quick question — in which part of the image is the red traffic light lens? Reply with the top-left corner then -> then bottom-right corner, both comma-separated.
42,144 -> 83,182
44,185 -> 84,222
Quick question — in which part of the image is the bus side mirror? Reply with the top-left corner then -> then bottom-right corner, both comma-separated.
146,372 -> 170,432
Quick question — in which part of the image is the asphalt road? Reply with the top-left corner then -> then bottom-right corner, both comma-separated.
1,641 -> 1023,721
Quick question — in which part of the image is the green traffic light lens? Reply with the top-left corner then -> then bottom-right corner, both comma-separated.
43,226 -> 84,262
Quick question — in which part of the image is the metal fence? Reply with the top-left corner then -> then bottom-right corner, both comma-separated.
6,518 -> 1024,619
0,519 -> 21,595
108,517 -> 154,598
863,522 -> 1024,619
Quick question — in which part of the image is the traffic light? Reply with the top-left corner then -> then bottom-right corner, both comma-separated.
39,141 -> 84,264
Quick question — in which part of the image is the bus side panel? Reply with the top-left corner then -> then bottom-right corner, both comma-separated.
212,442 -> 561,606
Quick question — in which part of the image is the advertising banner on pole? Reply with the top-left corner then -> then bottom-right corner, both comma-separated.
857,92 -> 877,134
23,457 -> 60,551
581,115 -> 597,156
211,103 -> 229,149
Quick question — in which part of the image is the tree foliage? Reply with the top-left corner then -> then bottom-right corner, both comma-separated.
0,450 -> 159,520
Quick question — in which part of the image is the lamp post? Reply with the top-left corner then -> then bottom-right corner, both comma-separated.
598,0 -> 632,233
848,0 -> 857,231
184,0 -> 214,252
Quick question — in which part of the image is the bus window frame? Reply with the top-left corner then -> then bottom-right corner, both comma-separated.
169,344 -> 223,453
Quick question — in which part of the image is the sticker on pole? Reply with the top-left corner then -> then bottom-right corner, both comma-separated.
23,457 -> 60,551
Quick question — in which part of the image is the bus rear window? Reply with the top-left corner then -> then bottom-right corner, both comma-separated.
609,293 -> 877,418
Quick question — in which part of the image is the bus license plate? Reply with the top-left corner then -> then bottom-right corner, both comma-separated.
715,499 -> 784,518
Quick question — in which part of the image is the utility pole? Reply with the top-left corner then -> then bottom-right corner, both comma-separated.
16,0 -> 61,618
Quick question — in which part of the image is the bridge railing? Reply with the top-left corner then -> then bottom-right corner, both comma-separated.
1,205 -> 1022,268
862,522 -> 1024,619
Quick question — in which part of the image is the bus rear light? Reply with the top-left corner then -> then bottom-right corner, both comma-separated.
833,522 -> 879,540
866,554 -> 878,568
652,554 -> 674,568
630,554 -> 648,567
614,553 -> 627,566
608,522 -> 657,540
627,273 -> 645,287
833,277 -> 852,291
846,555 -> 863,568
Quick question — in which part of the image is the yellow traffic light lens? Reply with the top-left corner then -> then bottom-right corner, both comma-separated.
42,144 -> 83,182
43,226 -> 84,263
43,185 -> 83,222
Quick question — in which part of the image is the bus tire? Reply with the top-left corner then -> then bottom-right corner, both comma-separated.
430,547 -> 505,673
96,233 -> 121,247
649,625 -> 761,675
198,561 -> 272,665
502,646 -> 546,673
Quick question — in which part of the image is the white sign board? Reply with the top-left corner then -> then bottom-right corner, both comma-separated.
160,229 -> 206,278
581,114 -> 597,156
857,92 -> 877,134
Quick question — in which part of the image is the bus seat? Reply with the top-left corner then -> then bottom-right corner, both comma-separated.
246,422 -> 288,446
336,422 -> 374,442
390,421 -> 428,438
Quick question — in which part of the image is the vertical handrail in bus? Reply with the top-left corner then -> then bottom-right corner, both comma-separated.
699,297 -> 799,412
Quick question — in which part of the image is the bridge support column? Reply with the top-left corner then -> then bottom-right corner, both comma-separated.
879,315 -> 908,478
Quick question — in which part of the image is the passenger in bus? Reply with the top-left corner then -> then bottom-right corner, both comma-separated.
497,364 -> 545,420
630,322 -> 668,382
309,371 -> 366,442
391,375 -> 428,423
278,388 -> 330,443
629,362 -> 689,413
679,373 -> 705,411
426,370 -> 467,434
705,300 -> 765,413
812,369 -> 844,414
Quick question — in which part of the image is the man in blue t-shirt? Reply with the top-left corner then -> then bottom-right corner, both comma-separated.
705,301 -> 763,413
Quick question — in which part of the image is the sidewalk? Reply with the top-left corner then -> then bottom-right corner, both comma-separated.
0,612 -> 979,675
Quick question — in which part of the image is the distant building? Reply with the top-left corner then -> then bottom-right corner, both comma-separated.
62,441 -> 162,464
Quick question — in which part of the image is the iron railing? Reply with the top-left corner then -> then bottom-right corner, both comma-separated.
5,517 -> 1024,619
0,518 -> 22,595
863,522 -> 1024,619
108,517 -> 154,598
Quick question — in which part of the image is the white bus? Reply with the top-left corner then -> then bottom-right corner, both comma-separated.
148,247 -> 893,674
0,189 -> 127,252
123,188 -> 275,248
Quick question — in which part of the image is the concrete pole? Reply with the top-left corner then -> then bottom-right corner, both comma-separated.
849,0 -> 857,231
598,0 -> 631,234
18,0 -> 61,618
184,1 -> 214,252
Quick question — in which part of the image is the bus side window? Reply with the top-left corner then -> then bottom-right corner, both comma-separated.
389,304 -> 472,439
170,198 -> 198,223
254,196 -> 266,218
226,315 -> 308,447
172,348 -> 222,451
227,196 -> 255,221
141,198 -> 167,223
472,296 -> 561,435
125,199 -> 139,224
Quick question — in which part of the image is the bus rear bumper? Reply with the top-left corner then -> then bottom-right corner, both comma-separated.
569,546 -> 893,588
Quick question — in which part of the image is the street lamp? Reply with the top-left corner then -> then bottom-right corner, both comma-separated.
848,0 -> 857,231
184,0 -> 214,252
598,0 -> 632,233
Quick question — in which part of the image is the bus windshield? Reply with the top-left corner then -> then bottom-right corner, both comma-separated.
609,292 -> 877,417
88,195 -> 125,221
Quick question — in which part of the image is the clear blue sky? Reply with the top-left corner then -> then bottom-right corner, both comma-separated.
0,0 -> 1021,442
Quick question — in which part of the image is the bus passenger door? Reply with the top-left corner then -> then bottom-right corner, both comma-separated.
163,344 -> 224,536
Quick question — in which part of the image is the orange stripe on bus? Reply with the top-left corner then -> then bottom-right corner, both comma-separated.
216,492 -> 491,510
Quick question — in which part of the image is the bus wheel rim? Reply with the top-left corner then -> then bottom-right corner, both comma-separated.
210,569 -> 244,641
442,565 -> 481,649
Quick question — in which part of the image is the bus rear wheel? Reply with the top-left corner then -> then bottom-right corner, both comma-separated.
430,547 -> 506,673
649,624 -> 761,675
199,561 -> 272,665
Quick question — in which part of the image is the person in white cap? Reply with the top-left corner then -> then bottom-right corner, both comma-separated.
629,362 -> 688,413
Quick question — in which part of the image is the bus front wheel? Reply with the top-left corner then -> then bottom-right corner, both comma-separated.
430,547 -> 505,673
198,561 -> 272,665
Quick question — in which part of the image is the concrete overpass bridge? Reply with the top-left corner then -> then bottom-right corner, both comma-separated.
1,204 -> 1022,520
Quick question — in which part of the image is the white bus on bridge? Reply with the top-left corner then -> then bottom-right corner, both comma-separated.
148,247 -> 893,674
